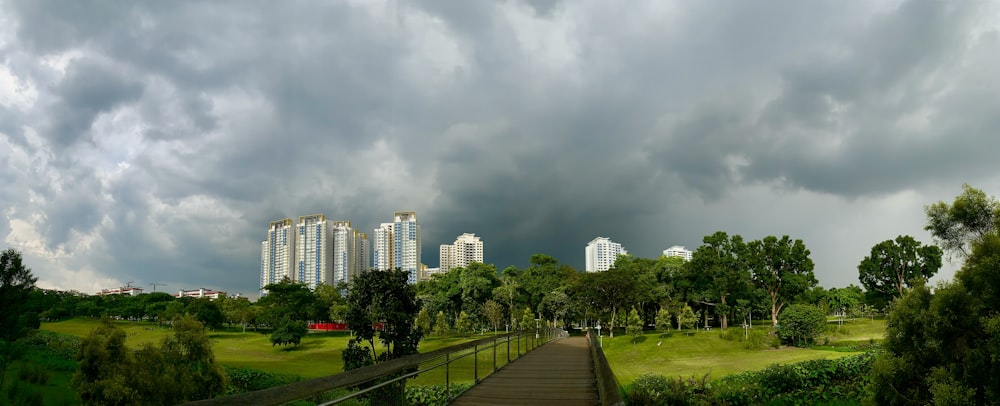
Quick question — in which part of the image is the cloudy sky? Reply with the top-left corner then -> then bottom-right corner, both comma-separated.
2,0 -> 999,298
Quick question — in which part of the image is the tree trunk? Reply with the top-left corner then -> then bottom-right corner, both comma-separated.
610,306 -> 617,338
721,295 -> 728,330
770,293 -> 779,328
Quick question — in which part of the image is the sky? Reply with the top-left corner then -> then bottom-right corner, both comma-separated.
3,0 -> 1000,298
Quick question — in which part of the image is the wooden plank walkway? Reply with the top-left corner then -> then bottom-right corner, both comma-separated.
450,336 -> 598,406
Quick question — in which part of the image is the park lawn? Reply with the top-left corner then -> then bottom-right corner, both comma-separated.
604,318 -> 886,385
40,318 -> 500,380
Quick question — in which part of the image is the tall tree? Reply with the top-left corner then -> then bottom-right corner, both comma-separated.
520,254 -> 578,314
925,183 -> 1000,260
342,269 -> 422,365
0,248 -> 38,391
746,235 -> 817,328
858,235 -> 942,305
580,266 -> 638,337
482,300 -> 504,334
257,279 -> 316,325
686,232 -> 750,329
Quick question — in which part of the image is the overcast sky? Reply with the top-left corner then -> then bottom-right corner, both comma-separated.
3,0 -> 999,298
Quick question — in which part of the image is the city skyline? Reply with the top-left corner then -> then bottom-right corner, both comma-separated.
4,1 -> 991,298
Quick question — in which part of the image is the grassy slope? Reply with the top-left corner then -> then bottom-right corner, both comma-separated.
603,318 -> 886,384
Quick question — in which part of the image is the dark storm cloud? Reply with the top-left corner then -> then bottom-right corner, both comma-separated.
2,0 -> 998,294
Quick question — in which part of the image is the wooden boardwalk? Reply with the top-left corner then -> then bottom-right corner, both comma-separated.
450,336 -> 598,406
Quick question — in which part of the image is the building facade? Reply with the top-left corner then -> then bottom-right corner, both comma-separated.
440,233 -> 484,273
393,211 -> 421,284
663,245 -> 693,261
585,236 -> 628,272
372,222 -> 394,271
331,220 -> 370,285
261,218 -> 296,294
296,214 -> 332,290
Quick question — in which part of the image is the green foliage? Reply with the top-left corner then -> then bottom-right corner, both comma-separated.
186,297 -> 226,329
539,289 -> 570,326
343,268 -> 422,405
676,304 -> 697,331
432,311 -> 450,336
482,299 -> 504,332
655,308 -> 671,332
778,304 -> 827,347
627,307 -> 643,344
924,183 -> 1000,260
405,383 -> 472,406
858,235 -> 942,304
415,307 -> 432,335
453,311 -> 472,335
624,352 -> 879,405
0,248 -> 39,392
269,317 -> 308,347
519,307 -> 534,332
687,231 -> 751,330
746,235 -> 817,327
224,366 -> 300,394
4,380 -> 43,406
258,279 -> 316,325
72,315 -> 226,405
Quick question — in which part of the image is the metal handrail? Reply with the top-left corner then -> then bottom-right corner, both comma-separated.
588,329 -> 624,406
183,327 -> 556,406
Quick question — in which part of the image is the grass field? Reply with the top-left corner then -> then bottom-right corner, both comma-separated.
602,318 -> 886,384
40,318 -> 507,380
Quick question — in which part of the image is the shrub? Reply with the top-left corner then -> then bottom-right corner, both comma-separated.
405,383 -> 472,406
17,363 -> 50,385
224,367 -> 300,394
778,305 -> 826,347
625,372 -> 714,406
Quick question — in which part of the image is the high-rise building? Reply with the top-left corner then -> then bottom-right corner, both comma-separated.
663,245 -> 693,262
440,233 -> 484,273
393,211 -> 421,284
373,222 -> 394,271
585,236 -> 628,272
331,220 -> 370,285
296,214 -> 332,290
261,218 -> 296,295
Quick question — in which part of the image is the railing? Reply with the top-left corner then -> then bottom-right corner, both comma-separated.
588,329 -> 624,406
184,328 -> 557,406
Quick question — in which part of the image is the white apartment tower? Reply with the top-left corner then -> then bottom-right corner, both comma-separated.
585,237 -> 628,272
663,245 -> 693,262
373,222 -> 394,271
331,220 -> 371,285
393,211 -> 421,284
261,218 -> 296,295
440,233 -> 484,273
296,214 -> 332,290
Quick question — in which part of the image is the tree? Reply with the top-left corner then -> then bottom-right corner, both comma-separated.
257,279 -> 316,325
746,236 -> 817,328
415,307 -> 432,335
655,308 -> 671,332
343,268 -> 422,365
686,232 -> 750,330
924,183 -> 1000,260
314,283 -> 347,322
676,305 -> 697,331
186,297 -> 225,330
459,263 -> 500,317
493,273 -> 520,328
0,248 -> 38,391
270,317 -> 308,347
73,316 -> 226,405
432,311 -> 450,336
777,304 -> 826,347
519,307 -> 534,332
454,311 -> 472,335
482,300 -> 504,334
626,307 -> 643,345
582,266 -> 639,337
539,289 -> 570,328
342,269 -> 422,405
858,235 -> 943,305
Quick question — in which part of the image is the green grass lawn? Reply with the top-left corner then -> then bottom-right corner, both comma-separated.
40,318 -> 523,381
603,318 -> 886,384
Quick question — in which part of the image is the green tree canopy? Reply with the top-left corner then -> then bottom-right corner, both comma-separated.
258,278 -> 316,325
858,235 -> 942,305
343,269 -> 422,366
777,304 -> 826,347
1,248 -> 38,342
925,183 -> 1000,260
686,231 -> 750,329
746,236 -> 817,328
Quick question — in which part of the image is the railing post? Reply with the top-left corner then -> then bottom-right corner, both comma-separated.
446,352 -> 450,398
493,335 -> 497,371
474,344 -> 479,383
517,332 -> 521,356
507,334 -> 511,363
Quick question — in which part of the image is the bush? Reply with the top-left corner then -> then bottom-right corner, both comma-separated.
778,305 -> 827,347
4,380 -> 43,406
625,373 -> 714,406
17,363 -> 50,385
224,367 -> 300,394
405,383 -> 472,406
